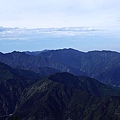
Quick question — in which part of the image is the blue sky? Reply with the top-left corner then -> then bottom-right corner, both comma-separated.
0,0 -> 120,52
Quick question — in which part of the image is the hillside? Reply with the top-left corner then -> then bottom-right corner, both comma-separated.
10,72 -> 120,120
0,62 -> 41,119
0,49 -> 120,86
0,62 -> 120,120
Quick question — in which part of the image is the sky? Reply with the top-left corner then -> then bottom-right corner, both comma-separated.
0,0 -> 120,52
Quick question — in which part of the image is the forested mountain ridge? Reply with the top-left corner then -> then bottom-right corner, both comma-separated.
0,62 -> 41,119
10,72 -> 120,120
0,48 -> 120,86
0,62 -> 120,120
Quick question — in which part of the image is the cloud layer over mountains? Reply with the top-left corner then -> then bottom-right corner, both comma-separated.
0,26 -> 120,53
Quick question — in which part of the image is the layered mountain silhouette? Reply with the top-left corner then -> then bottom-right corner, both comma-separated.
0,61 -> 60,119
0,48 -> 120,86
10,72 -> 120,120
0,61 -> 120,120
0,62 -> 42,119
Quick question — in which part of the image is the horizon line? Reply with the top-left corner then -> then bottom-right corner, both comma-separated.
1,48 -> 119,54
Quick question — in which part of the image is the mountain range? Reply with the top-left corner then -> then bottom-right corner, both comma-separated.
0,48 -> 120,86
10,72 -> 120,120
0,48 -> 120,120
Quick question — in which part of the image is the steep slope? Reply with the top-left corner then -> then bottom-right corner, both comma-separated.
10,73 -> 120,120
36,49 -> 120,78
95,66 -> 120,86
0,50 -> 86,76
0,62 -> 40,119
1,49 -> 120,86
48,73 -> 120,96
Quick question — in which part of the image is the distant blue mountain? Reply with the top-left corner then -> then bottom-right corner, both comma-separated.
0,48 -> 120,86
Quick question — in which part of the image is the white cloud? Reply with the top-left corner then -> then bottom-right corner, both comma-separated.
0,0 -> 120,31
1,0 -> 120,53
0,27 -> 102,41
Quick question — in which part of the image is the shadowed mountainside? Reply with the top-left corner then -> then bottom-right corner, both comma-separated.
10,72 -> 120,120
0,62 -> 41,119
0,62 -> 120,120
0,48 -> 120,86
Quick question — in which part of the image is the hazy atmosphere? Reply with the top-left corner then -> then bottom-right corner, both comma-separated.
1,1 -> 120,119
0,0 -> 120,52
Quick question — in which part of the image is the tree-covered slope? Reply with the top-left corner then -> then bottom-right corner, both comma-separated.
1,49 -> 120,86
0,62 -> 41,119
10,73 -> 120,120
